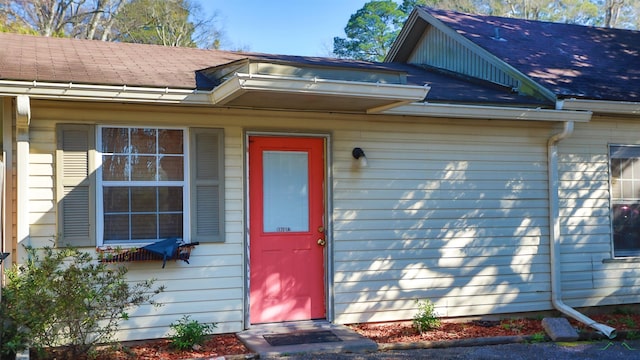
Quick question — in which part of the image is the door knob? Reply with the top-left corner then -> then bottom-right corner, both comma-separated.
317,239 -> 326,246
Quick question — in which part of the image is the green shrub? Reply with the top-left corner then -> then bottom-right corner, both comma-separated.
626,330 -> 640,340
1,245 -> 164,359
169,315 -> 216,350
529,332 -> 547,343
412,299 -> 441,333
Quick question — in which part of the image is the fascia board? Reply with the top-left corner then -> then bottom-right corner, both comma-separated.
384,102 -> 592,122
0,80 -> 211,104
561,99 -> 640,115
386,10 -> 421,62
210,73 -> 431,105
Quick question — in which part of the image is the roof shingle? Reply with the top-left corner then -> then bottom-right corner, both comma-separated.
0,31 -> 546,106
425,7 -> 640,101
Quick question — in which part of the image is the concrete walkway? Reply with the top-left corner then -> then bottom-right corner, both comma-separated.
237,320 -> 378,358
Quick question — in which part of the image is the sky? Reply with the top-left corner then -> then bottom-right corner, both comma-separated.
196,1 -> 378,56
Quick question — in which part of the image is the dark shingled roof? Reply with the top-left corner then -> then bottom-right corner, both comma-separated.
0,31 -> 546,106
425,7 -> 640,102
0,32 -> 246,89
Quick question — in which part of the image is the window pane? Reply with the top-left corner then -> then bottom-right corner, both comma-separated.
610,147 -> 640,256
159,156 -> 184,181
159,129 -> 183,154
159,186 -> 183,211
131,155 -> 157,181
621,158 -> 636,180
102,155 -> 129,181
131,187 -> 157,212
263,151 -> 309,232
622,180 -> 634,199
131,214 -> 157,240
104,187 -> 129,213
159,214 -> 183,238
104,214 -> 130,241
130,128 -> 156,154
102,128 -> 128,153
613,204 -> 640,253
100,127 -> 186,244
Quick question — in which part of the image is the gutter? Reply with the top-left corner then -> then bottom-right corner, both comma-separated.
383,102 -> 592,122
0,80 -> 212,104
209,72 -> 430,111
560,98 -> 640,115
547,119 -> 616,339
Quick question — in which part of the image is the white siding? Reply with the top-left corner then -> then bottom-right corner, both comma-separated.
331,120 -> 554,323
26,99 -> 629,341
557,117 -> 640,308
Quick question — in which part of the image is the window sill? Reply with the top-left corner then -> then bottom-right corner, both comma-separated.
602,257 -> 640,264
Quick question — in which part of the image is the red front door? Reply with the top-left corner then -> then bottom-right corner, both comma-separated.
249,136 -> 326,323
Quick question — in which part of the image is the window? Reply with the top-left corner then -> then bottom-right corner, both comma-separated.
56,124 -> 224,247
98,127 -> 186,244
610,145 -> 640,257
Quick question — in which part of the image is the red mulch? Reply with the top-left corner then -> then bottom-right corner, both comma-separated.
96,334 -> 251,360
33,313 -> 640,359
569,313 -> 640,332
34,334 -> 252,360
349,318 -> 546,343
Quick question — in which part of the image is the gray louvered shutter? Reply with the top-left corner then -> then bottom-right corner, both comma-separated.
190,128 -> 224,243
56,124 -> 95,247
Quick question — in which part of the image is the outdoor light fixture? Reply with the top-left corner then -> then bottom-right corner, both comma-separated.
0,252 -> 9,264
352,147 -> 368,167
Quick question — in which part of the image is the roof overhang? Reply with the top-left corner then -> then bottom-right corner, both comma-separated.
384,102 -> 592,122
209,72 -> 430,113
0,79 -> 592,122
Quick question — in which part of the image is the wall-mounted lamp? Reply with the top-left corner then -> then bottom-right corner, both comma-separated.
0,252 -> 9,264
352,147 -> 368,167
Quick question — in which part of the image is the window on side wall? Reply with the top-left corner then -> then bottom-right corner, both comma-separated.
610,145 -> 640,257
56,124 -> 225,247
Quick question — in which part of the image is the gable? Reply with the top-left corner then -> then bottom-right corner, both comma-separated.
389,7 -> 640,103
387,8 -> 555,102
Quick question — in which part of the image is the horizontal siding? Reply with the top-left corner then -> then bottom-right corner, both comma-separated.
332,121 -> 553,324
24,100 -> 640,341
26,103 -> 251,341
557,117 -> 640,309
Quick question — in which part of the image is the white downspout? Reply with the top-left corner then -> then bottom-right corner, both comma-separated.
547,120 -> 616,339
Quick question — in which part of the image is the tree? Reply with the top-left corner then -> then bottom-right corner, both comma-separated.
333,0 -> 480,61
333,0 -> 406,62
0,0 -> 89,37
0,0 -> 224,48
113,0 -> 196,46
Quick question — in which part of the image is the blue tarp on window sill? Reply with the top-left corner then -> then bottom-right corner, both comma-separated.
98,238 -> 198,268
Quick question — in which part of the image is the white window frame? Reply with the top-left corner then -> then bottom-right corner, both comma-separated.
609,144 -> 640,258
96,126 -> 190,246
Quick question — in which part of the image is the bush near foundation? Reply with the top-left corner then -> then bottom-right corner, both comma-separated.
0,246 -> 164,359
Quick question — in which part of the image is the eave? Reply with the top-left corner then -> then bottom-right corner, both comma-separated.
0,79 -> 593,123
